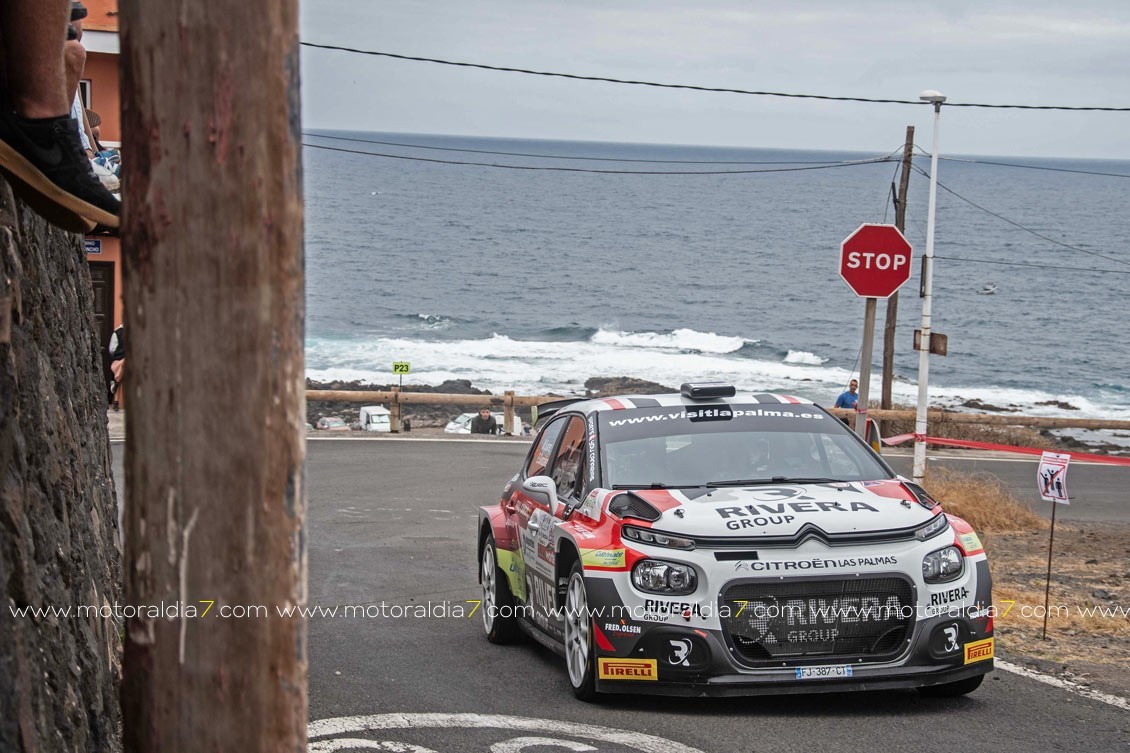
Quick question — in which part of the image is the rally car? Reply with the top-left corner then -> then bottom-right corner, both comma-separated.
476,383 -> 993,700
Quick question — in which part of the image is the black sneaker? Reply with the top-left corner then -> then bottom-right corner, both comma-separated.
0,103 -> 120,231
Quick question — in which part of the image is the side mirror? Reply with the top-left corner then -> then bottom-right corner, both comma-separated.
522,475 -> 562,517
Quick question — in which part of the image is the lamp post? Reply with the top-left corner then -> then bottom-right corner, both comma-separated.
913,89 -> 945,484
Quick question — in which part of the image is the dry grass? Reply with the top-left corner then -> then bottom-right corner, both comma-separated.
923,466 -> 1047,533
919,467 -> 1130,692
985,527 -> 1130,682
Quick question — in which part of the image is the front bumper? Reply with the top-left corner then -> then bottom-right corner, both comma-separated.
596,661 -> 992,697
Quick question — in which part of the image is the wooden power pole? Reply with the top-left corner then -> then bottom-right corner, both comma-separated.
118,3 -> 307,751
881,126 -> 915,411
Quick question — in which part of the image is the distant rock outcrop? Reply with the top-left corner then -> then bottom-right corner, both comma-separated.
584,376 -> 674,397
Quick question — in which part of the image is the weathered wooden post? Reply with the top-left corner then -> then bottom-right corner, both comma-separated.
118,2 -> 307,751
504,390 -> 516,435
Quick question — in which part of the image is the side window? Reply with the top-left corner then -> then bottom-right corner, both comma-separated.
526,418 -> 566,478
550,417 -> 587,500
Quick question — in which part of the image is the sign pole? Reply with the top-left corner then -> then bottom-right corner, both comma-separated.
1041,497 -> 1058,641
912,90 -> 946,484
1037,451 -> 1071,640
855,298 -> 877,438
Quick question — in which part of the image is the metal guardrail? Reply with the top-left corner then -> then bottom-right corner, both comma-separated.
306,389 -> 1130,434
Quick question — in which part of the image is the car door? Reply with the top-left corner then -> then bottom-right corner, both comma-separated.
520,415 -> 588,638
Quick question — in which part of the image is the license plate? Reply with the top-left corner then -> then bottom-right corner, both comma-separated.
795,665 -> 853,680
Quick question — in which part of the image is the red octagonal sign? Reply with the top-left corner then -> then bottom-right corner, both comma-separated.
839,223 -> 914,298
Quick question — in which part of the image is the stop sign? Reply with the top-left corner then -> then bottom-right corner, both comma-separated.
839,224 -> 914,298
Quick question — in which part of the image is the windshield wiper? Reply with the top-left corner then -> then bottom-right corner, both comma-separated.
706,476 -> 840,487
611,482 -> 705,490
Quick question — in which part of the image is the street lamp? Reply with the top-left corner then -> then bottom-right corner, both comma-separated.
913,89 -> 946,484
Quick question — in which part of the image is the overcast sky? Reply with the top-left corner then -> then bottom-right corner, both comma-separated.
298,1 -> 1130,159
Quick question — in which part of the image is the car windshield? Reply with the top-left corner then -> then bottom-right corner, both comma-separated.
599,403 -> 891,488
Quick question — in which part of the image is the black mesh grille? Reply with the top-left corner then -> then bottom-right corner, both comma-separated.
608,492 -> 661,522
720,577 -> 914,666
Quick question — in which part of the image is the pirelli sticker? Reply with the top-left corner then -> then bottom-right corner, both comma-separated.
964,637 -> 994,664
598,658 -> 657,681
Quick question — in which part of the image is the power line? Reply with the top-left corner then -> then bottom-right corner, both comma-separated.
303,142 -> 899,175
911,164 -> 1130,267
920,150 -> 1130,179
301,42 -> 1130,112
302,131 -> 883,165
934,256 -> 1130,276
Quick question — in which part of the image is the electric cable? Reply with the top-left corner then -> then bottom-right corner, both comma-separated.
933,256 -> 1130,275
301,43 -> 1130,112
303,141 -> 899,175
911,164 -> 1130,267
302,132 -> 890,165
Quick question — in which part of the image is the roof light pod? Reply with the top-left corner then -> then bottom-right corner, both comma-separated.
680,382 -> 736,399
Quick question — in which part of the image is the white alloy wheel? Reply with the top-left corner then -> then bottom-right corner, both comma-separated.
481,542 -> 498,633
564,563 -> 596,699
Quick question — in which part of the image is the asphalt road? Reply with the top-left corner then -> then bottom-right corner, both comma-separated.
296,438 -> 1129,753
882,449 -> 1129,524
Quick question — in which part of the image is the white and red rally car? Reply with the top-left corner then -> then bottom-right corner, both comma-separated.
477,383 -> 993,700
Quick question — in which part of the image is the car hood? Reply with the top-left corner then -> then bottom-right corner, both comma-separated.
625,480 -> 935,539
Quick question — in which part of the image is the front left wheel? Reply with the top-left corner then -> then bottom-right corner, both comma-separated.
564,561 -> 598,701
480,536 -> 520,644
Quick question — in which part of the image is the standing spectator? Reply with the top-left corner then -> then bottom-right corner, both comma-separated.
470,407 -> 498,435
108,322 -> 125,410
834,379 -> 859,410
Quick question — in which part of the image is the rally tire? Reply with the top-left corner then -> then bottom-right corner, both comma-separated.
918,673 -> 984,697
480,537 -> 520,644
564,561 -> 598,701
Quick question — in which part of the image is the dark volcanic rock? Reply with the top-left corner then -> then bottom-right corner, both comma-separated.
584,376 -> 675,397
0,182 -> 123,751
961,398 -> 1019,413
1036,400 -> 1080,411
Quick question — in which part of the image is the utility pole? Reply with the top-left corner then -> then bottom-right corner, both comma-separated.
119,3 -> 308,751
882,126 -> 915,412
913,91 -> 946,484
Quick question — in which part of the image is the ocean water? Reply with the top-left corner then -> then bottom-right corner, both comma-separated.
303,131 -> 1130,429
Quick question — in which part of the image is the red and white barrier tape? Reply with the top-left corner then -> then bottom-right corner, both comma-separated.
882,433 -> 1130,466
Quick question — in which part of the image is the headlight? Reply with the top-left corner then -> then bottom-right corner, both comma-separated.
914,514 -> 950,541
621,525 -> 695,550
922,546 -> 964,583
632,560 -> 697,595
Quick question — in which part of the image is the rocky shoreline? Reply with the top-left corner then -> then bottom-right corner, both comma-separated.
306,376 -> 671,429
307,376 -> 1128,455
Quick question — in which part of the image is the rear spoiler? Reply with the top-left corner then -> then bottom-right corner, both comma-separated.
531,397 -> 586,425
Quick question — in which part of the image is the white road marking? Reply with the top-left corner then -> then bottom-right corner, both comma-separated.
491,737 -> 597,752
996,659 -> 1130,711
308,713 -> 708,753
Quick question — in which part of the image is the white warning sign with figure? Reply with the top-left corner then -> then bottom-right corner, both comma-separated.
1037,451 -> 1071,504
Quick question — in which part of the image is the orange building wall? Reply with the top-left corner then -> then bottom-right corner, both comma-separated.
83,0 -> 119,32
83,53 -> 120,143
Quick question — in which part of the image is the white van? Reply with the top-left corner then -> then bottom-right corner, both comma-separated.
358,405 -> 392,432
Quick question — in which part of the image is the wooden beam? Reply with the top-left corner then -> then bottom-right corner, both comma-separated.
118,2 -> 307,750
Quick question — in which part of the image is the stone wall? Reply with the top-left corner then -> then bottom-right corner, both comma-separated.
0,181 -> 123,752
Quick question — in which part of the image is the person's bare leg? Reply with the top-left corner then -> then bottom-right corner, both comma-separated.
1,0 -> 71,117
63,39 -> 85,104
